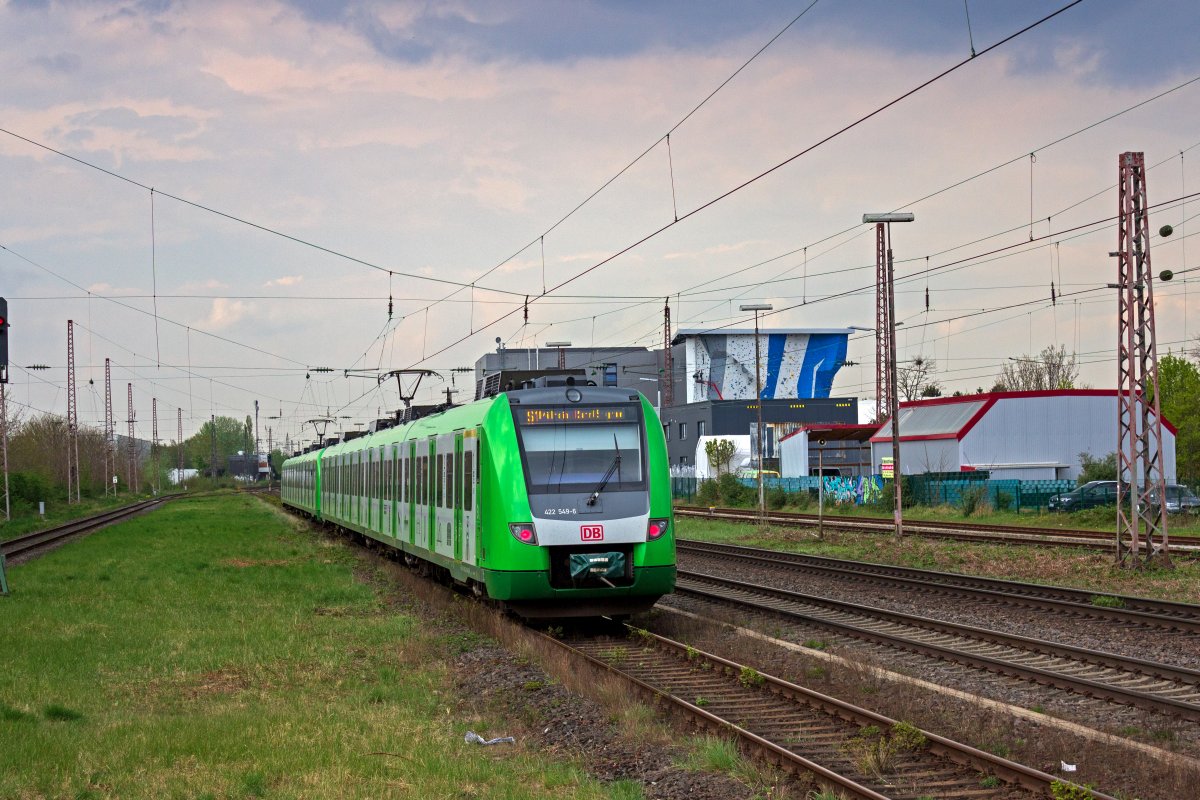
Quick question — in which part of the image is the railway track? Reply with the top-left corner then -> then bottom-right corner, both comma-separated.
1,498 -> 167,563
674,569 -> 1200,723
679,539 -> 1200,634
676,505 -> 1200,556
555,628 -> 1112,799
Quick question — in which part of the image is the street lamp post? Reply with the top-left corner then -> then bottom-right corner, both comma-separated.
863,212 -> 915,538
740,303 -> 773,522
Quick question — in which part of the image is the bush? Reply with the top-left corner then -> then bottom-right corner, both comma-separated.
960,485 -> 989,517
994,489 -> 1013,511
9,471 -> 58,506
716,472 -> 752,506
695,479 -> 720,506
766,486 -> 789,510
1078,451 -> 1117,485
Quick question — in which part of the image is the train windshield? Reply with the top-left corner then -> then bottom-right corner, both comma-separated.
513,405 -> 644,494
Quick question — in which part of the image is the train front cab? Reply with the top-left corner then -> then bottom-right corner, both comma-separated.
478,388 -> 675,618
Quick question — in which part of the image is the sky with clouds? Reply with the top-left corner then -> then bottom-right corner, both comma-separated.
3,0 -> 1199,446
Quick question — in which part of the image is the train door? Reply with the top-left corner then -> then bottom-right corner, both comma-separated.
432,434 -> 447,558
414,446 -> 426,551
427,437 -> 438,553
461,429 -> 477,565
453,433 -> 463,563
401,444 -> 412,544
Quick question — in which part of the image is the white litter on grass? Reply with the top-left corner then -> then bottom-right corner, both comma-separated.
465,731 -> 515,746
1060,761 -> 1077,772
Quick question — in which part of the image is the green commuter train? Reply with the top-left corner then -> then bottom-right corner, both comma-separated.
281,385 -> 675,618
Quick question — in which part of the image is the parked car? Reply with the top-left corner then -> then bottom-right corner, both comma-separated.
1048,480 -> 1121,512
1146,484 -> 1200,514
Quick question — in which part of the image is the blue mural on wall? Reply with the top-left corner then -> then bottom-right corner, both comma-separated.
686,332 -> 849,401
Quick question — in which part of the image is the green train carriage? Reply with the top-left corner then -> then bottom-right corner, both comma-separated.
281,385 -> 675,618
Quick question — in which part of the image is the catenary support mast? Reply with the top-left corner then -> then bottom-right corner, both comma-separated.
1115,151 -> 1170,567
66,320 -> 80,502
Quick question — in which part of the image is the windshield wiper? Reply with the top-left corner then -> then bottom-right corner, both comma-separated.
586,435 -> 622,506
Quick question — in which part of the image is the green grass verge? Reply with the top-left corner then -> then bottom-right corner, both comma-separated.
678,517 -> 1200,604
0,494 -> 628,799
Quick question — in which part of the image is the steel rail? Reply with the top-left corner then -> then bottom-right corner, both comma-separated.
549,628 -> 1113,799
679,539 -> 1200,633
1,498 -> 167,561
676,505 -> 1200,555
676,571 -> 1200,722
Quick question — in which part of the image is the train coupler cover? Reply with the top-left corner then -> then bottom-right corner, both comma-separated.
568,552 -> 626,583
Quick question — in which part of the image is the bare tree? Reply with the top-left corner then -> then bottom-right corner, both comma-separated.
897,354 -> 942,402
994,344 -> 1081,391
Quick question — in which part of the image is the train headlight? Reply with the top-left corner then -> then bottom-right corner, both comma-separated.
509,523 -> 538,545
647,518 -> 669,540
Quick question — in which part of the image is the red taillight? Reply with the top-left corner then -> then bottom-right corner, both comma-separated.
647,518 -> 669,540
509,523 -> 538,545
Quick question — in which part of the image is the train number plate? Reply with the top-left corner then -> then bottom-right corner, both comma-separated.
580,524 -> 605,541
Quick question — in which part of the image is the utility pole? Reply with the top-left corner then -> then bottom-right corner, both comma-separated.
1,299 -> 9,520
127,383 -> 138,493
177,407 -> 183,487
66,320 -> 80,502
1,381 -> 10,521
254,399 -> 260,481
105,358 -> 114,495
662,297 -> 674,409
209,414 -> 217,480
1114,151 -> 1170,567
152,397 -> 159,495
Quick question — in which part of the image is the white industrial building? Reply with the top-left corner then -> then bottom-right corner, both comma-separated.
870,390 -> 1177,482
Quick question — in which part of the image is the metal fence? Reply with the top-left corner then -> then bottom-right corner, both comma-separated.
672,475 -> 1076,513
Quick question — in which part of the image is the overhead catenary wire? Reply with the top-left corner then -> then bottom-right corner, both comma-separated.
378,0 -> 1086,392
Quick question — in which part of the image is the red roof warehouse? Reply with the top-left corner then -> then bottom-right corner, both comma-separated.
869,390 -> 1177,481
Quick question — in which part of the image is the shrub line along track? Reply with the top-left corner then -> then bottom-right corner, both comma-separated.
678,539 -> 1200,634
675,570 -> 1200,723
553,628 -> 1112,799
1,497 -> 169,564
675,506 -> 1200,557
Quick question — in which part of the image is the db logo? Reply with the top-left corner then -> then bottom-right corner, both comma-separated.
580,525 -> 605,541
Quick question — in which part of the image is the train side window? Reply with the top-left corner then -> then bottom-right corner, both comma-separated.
464,453 -> 473,512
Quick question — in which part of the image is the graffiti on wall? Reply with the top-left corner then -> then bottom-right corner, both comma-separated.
822,475 -> 883,505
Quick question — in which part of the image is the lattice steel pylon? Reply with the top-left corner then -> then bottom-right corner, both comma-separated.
152,397 -> 159,495
1115,151 -> 1170,567
874,223 -> 893,423
127,383 -> 139,493
105,358 -> 114,494
662,297 -> 674,409
66,320 -> 80,502
177,407 -> 183,480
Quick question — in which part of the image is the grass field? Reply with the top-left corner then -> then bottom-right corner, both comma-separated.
0,494 -> 633,799
678,516 -> 1200,604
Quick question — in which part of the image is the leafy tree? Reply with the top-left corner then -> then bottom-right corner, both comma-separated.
1078,451 -> 1117,485
1154,353 -> 1200,485
269,448 -> 285,479
185,416 -> 256,476
704,438 -> 737,475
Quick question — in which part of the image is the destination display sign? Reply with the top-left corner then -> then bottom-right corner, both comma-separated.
520,406 -> 632,425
